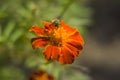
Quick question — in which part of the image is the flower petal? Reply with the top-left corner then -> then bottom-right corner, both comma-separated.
31,38 -> 47,49
51,46 -> 60,60
65,43 -> 80,58
66,40 -> 83,51
29,25 -> 45,36
43,45 -> 60,61
42,21 -> 56,31
59,46 -> 74,64
43,45 -> 52,60
60,20 -> 76,33
30,69 -> 54,80
68,31 -> 84,46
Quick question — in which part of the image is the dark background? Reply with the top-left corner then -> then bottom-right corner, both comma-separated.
80,0 -> 120,80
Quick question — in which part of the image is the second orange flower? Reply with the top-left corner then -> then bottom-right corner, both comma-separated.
29,19 -> 84,64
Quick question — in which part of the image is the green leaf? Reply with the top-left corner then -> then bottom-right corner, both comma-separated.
0,66 -> 25,80
67,72 -> 91,80
10,29 -> 24,43
0,25 -> 3,42
0,13 -> 8,18
3,21 -> 15,40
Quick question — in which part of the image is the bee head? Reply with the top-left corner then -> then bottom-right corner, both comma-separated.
51,19 -> 60,27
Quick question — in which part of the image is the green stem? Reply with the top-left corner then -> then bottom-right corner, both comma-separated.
57,0 -> 75,19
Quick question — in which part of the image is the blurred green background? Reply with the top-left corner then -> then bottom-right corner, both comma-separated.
0,0 -> 91,80
1,0 -> 120,80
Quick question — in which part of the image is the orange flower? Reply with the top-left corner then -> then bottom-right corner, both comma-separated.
29,19 -> 84,64
29,70 -> 54,80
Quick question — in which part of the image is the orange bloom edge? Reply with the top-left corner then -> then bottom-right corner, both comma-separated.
29,69 -> 54,80
29,19 -> 84,64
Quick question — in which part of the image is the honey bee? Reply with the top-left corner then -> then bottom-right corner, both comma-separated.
51,19 -> 60,27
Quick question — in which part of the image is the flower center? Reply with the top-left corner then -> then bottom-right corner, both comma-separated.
44,28 -> 62,46
45,26 -> 68,47
49,35 -> 62,46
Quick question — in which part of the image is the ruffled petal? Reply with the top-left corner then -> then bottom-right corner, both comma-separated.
29,26 -> 45,36
51,46 -> 60,60
65,43 -> 80,58
67,31 -> 84,46
59,46 -> 74,64
31,38 -> 47,49
66,40 -> 83,51
60,20 -> 76,33
43,45 -> 52,60
43,45 -> 60,61
42,21 -> 56,31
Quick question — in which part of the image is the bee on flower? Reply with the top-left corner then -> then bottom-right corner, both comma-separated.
29,19 -> 84,64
